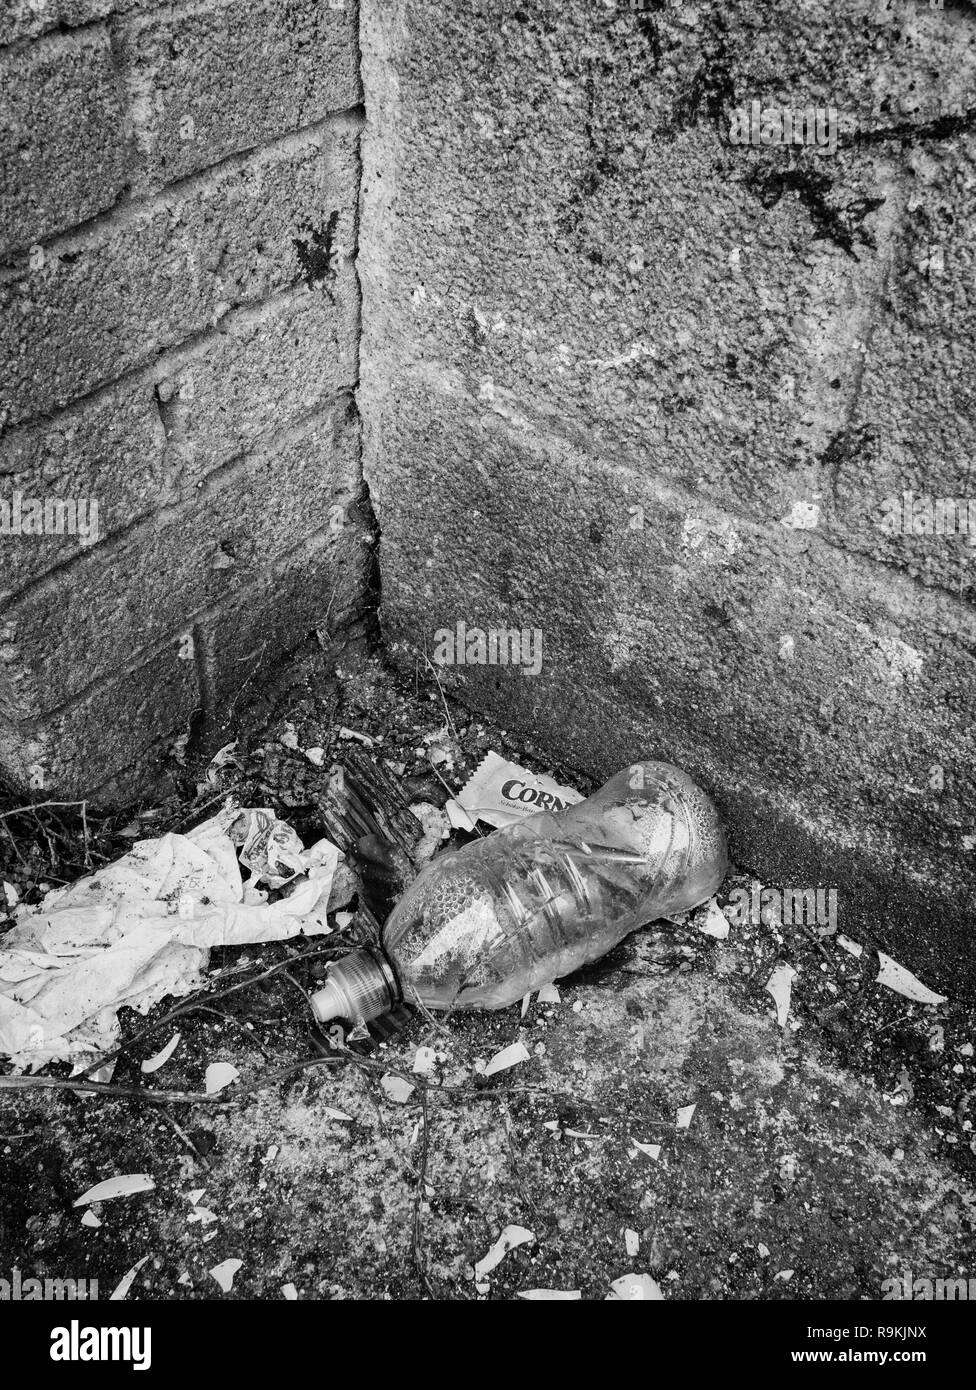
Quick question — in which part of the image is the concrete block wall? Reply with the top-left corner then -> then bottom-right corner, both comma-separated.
0,0 -> 369,800
360,0 -> 976,989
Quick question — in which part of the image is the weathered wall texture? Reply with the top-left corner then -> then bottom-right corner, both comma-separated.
361,0 -> 976,987
0,0 -> 369,799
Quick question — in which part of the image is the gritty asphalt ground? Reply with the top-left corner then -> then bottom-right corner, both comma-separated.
1,651 -> 973,1299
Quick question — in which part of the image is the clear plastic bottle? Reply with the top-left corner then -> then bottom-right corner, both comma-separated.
311,760 -> 727,1027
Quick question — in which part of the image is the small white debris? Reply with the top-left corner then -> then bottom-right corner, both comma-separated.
520,993 -> 531,1018
281,1283 -> 298,1301
74,1174 -> 155,1206
80,1211 -> 101,1229
700,898 -> 730,939
758,1243 -> 770,1258
960,1043 -> 974,1057
205,1062 -> 240,1094
676,1104 -> 696,1130
475,1227 -> 535,1279
324,1106 -> 354,1121
380,1074 -> 415,1103
412,1047 -> 436,1076
141,1032 -> 181,1074
209,1258 -> 243,1293
517,1289 -> 581,1300
445,799 -> 476,832
177,1272 -> 191,1287
335,911 -> 355,929
3,880 -> 19,910
572,1000 -> 583,1013
606,1273 -> 663,1300
564,1129 -> 602,1141
484,1041 -> 531,1077
837,934 -> 863,957
542,1120 -> 560,1132
305,747 -> 325,766
632,1141 -> 662,1160
625,1229 -> 640,1256
279,724 -> 300,750
187,1207 -> 219,1226
187,1188 -> 205,1206
774,1269 -> 795,1282
876,952 -> 947,1005
263,1144 -> 279,1164
766,963 -> 797,1027
339,727 -> 374,746
109,1255 -> 150,1301
537,982 -> 561,1004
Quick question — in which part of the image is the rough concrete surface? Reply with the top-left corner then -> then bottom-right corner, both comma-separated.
360,0 -> 976,990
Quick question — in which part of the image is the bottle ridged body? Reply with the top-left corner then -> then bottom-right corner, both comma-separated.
382,761 -> 727,1012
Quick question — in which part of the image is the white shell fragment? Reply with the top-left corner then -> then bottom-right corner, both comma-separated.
766,963 -> 797,1027
141,1032 -> 181,1074
475,1225 -> 535,1278
74,1174 -> 155,1206
484,1041 -> 531,1076
606,1274 -> 664,1300
205,1062 -> 240,1094
876,952 -> 947,1006
209,1258 -> 243,1293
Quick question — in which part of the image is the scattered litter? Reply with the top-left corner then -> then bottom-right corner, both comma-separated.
766,963 -> 797,1027
0,806 -> 341,1069
408,802 -> 451,864
3,881 -> 19,910
517,1289 -> 581,1300
456,752 -> 582,829
632,1141 -> 661,1160
928,1025 -> 945,1054
412,1046 -> 436,1076
205,742 -> 238,783
335,911 -> 354,929
625,1229 -> 640,1256
263,1144 -> 279,1164
876,952 -> 947,1005
80,1211 -> 101,1228
475,1281 -> 491,1294
74,1174 -> 155,1207
564,1129 -> 602,1141
543,1119 -> 560,1132
520,992 -> 531,1018
700,898 -> 730,939
606,1273 -> 663,1300
961,1043 -> 974,1057
187,1189 -> 205,1205
205,1062 -> 239,1095
474,1225 -> 535,1278
305,747 -> 326,767
140,1031 -> 181,1074
537,982 -> 560,1004
774,1269 -> 795,1282
209,1258 -> 243,1293
572,1000 -> 583,1014
324,1106 -> 354,1121
837,934 -> 863,957
109,1255 -> 150,1301
177,1272 -> 191,1287
758,1243 -> 770,1258
380,1074 -> 415,1103
676,1104 -> 696,1130
279,724 -> 300,750
281,1283 -> 298,1300
483,1041 -> 531,1077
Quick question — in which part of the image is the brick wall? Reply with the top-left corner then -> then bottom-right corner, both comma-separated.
360,0 -> 976,990
0,0 -> 368,800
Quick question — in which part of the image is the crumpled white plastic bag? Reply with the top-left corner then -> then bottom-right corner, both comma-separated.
0,804 -> 344,1070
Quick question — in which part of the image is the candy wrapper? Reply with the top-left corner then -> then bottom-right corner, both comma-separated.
453,752 -> 583,829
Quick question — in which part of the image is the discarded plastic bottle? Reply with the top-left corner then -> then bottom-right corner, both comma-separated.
310,760 -> 727,1027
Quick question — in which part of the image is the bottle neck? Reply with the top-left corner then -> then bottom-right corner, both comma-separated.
310,948 -> 401,1026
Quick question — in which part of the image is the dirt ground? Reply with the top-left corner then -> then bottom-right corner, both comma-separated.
1,649 -> 974,1300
